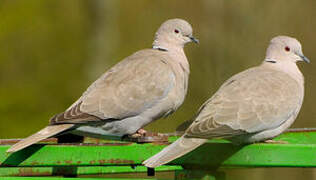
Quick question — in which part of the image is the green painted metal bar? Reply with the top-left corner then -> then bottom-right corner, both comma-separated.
1,129 -> 316,177
0,165 -> 182,176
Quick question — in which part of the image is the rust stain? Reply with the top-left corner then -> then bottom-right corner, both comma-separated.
286,128 -> 316,133
89,160 -> 96,164
0,138 -> 169,146
0,138 -> 57,145
98,160 -> 106,164
152,141 -> 171,145
56,161 -> 61,164
97,159 -> 135,164
101,143 -> 134,146
30,161 -> 40,166
123,159 -> 135,164
0,138 -> 135,146
89,159 -> 134,165
17,168 -> 51,176
76,161 -> 82,164
64,160 -> 73,164
68,142 -> 134,146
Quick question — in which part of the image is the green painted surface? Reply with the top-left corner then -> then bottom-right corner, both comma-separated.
0,166 -> 182,176
1,130 -> 316,177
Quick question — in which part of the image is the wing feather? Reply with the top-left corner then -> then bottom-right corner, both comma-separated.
51,49 -> 176,124
185,66 -> 302,138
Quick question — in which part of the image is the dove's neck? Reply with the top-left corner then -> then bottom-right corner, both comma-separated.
169,47 -> 190,74
153,42 -> 190,74
262,59 -> 304,86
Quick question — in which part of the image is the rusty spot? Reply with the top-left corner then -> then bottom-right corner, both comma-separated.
100,159 -> 134,164
54,142 -> 134,146
0,132 -> 171,148
56,161 -> 61,164
152,141 -> 172,145
0,138 -> 57,145
16,168 -> 51,176
98,160 -> 106,164
85,137 -> 101,144
88,143 -> 134,146
89,159 -> 134,165
89,160 -> 96,164
30,161 -> 39,166
285,128 -> 316,133
64,160 -> 73,164
0,136 -> 169,146
76,161 -> 82,164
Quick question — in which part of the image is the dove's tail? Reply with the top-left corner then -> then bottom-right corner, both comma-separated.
143,136 -> 207,168
6,124 -> 74,153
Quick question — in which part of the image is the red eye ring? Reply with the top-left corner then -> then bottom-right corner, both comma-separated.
174,29 -> 179,33
285,46 -> 290,52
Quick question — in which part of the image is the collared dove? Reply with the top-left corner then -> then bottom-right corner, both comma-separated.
143,36 -> 309,168
7,18 -> 198,153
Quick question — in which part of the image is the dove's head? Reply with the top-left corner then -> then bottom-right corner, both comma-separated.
153,18 -> 198,51
265,36 -> 310,64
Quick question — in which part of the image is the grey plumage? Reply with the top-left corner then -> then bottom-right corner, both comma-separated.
143,36 -> 309,168
7,18 -> 198,153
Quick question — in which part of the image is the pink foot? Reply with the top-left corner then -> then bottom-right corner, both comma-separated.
137,129 -> 147,136
129,129 -> 147,138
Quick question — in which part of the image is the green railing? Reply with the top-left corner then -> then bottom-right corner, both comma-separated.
1,128 -> 316,179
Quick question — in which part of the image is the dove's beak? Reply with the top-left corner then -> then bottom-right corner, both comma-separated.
189,35 -> 199,44
298,53 -> 310,63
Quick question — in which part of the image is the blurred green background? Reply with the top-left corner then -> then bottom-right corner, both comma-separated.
0,0 -> 315,179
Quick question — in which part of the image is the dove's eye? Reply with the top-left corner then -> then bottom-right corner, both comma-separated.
174,29 -> 179,34
285,46 -> 290,52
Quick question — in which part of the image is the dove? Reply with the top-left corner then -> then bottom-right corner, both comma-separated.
143,36 -> 309,168
7,18 -> 198,153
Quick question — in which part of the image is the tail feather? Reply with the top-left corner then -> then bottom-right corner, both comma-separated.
6,124 -> 74,153
143,136 -> 207,168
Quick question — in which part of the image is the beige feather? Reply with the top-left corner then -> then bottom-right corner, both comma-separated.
7,124 -> 74,153
143,136 -> 206,168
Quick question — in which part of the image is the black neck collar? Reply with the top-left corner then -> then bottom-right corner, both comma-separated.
152,46 -> 168,52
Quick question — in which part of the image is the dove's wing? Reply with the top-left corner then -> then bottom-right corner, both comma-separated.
185,65 -> 302,139
50,49 -> 176,124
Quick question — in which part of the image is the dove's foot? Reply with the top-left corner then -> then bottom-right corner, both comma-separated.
129,129 -> 147,138
264,139 -> 288,144
124,130 -> 168,143
137,129 -> 147,136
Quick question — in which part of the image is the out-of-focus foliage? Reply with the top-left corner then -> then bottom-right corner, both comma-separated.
1,0 -> 316,137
